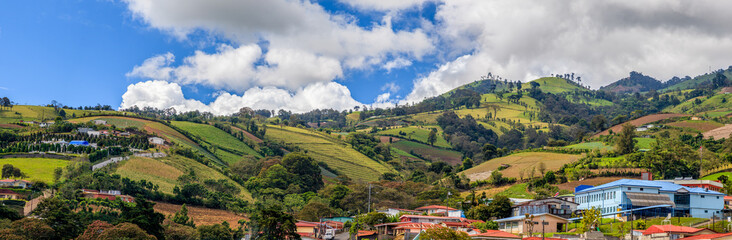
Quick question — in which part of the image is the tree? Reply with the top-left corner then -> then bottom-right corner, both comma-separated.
58,109 -> 66,118
8,218 -> 56,240
282,152 -> 323,193
361,212 -> 389,227
538,162 -> 546,175
487,195 -> 512,219
165,223 -> 199,240
578,207 -> 601,233
54,167 -> 63,183
427,128 -> 437,146
482,144 -> 498,161
76,220 -> 113,240
99,223 -> 156,240
420,227 -> 470,240
33,197 -> 84,239
615,124 -> 637,155
173,204 -> 195,227
119,198 -> 165,239
298,201 -> 335,222
249,205 -> 300,240
462,158 -> 474,170
1,164 -> 23,179
198,223 -> 234,240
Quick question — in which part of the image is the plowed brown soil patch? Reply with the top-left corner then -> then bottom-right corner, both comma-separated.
154,202 -> 246,228
593,113 -> 689,137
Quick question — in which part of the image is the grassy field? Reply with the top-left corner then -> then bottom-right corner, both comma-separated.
563,141 -> 613,151
666,120 -> 724,132
116,156 -> 252,201
462,152 -> 582,180
0,158 -> 70,183
593,113 -> 689,137
265,125 -> 395,181
635,138 -> 656,149
377,126 -> 451,148
391,140 -> 463,165
701,172 -> 732,180
525,77 -> 584,94
171,121 -> 261,164
0,105 -> 120,124
669,94 -> 732,114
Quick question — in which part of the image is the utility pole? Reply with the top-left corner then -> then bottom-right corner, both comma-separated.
367,183 -> 372,213
542,215 -> 546,240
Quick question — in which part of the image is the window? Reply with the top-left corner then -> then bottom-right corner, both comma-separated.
640,188 -> 644,191
705,210 -> 708,213
701,195 -> 705,198
628,187 -> 631,190
717,196 -> 720,199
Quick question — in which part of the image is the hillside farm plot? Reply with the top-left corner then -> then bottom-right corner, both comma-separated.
391,140 -> 463,165
154,202 -> 246,228
0,105 -> 119,124
593,113 -> 689,137
635,138 -> 656,149
703,124 -> 732,140
377,126 -> 451,148
701,172 -> 732,181
172,121 -> 261,163
265,125 -> 395,181
667,120 -> 724,132
563,141 -> 613,151
0,158 -> 70,183
462,152 -> 582,181
116,156 -> 252,201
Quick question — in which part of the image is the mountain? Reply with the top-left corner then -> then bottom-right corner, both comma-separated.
600,71 -> 663,94
662,66 -> 732,91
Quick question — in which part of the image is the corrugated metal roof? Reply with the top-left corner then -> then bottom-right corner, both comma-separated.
575,179 -> 724,195
625,192 -> 675,207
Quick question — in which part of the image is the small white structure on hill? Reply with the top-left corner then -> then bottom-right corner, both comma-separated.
92,119 -> 107,125
148,137 -> 165,145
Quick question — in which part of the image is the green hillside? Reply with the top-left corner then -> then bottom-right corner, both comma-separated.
663,68 -> 732,91
171,121 -> 262,164
526,77 -> 585,94
667,93 -> 732,114
265,125 -> 395,181
0,158 -> 70,183
377,125 -> 451,148
0,105 -> 121,124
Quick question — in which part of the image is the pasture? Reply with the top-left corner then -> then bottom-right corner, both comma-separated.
0,158 -> 70,183
265,125 -> 395,181
563,141 -> 613,151
666,120 -> 724,132
171,121 -> 261,163
391,140 -> 463,165
593,113 -> 689,137
377,125 -> 451,148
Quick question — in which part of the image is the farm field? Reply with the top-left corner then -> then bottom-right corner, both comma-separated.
0,158 -> 70,183
171,121 -> 261,163
462,152 -> 582,180
667,120 -> 724,132
669,94 -> 732,114
704,110 -> 732,118
153,202 -> 246,228
116,156 -> 252,201
265,125 -> 395,181
377,125 -> 451,148
391,140 -> 463,165
703,124 -> 732,140
525,77 -> 584,94
593,113 -> 689,137
563,141 -> 613,151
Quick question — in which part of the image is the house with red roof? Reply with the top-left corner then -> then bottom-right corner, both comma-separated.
678,232 -> 732,240
522,237 -> 567,240
399,214 -> 463,224
640,225 -> 717,240
0,179 -> 32,189
356,230 -> 378,240
469,230 -> 522,239
295,221 -> 319,238
0,189 -> 20,199
81,189 -> 134,203
724,196 -> 732,209
393,222 -> 441,235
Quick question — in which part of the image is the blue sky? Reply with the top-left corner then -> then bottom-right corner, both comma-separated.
2,0 -> 732,114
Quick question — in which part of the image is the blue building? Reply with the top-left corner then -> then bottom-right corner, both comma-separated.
69,140 -> 90,146
575,179 -> 724,219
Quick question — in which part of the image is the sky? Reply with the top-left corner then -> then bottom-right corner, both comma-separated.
2,0 -> 732,115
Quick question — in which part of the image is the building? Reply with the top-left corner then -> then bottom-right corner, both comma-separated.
679,233 -> 732,240
495,213 -> 569,235
0,189 -> 20,199
0,179 -> 32,188
399,214 -> 463,224
639,225 -> 717,240
69,140 -> 90,146
575,179 -> 724,218
377,208 -> 422,217
415,205 -> 458,215
148,137 -> 165,145
77,127 -> 94,134
92,119 -> 107,125
82,189 -> 134,203
511,198 -> 578,218
320,216 -> 353,223
724,196 -> 732,209
556,194 -> 575,203
86,130 -> 101,136
295,221 -> 319,238
470,230 -> 521,239
393,222 -> 440,235
658,178 -> 724,192
356,230 -> 377,240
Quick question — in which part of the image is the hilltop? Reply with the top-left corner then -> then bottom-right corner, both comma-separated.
600,71 -> 663,94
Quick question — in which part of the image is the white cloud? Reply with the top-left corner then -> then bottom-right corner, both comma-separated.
382,57 -> 412,72
381,82 -> 401,93
338,0 -> 430,11
120,80 -> 362,115
126,52 -> 174,80
401,0 -> 732,102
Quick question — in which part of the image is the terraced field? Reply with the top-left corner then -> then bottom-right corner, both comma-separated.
462,152 -> 582,180
593,113 -> 689,137
0,158 -> 70,183
171,121 -> 261,164
704,124 -> 732,140
116,156 -> 252,201
391,140 -> 463,165
377,125 -> 451,148
265,125 -> 395,181
563,141 -> 613,151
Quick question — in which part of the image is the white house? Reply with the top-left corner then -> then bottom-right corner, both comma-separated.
92,119 -> 107,125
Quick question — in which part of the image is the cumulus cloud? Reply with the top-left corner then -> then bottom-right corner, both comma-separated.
381,82 -> 401,93
126,52 -> 174,80
120,80 -> 362,115
402,0 -> 732,102
382,57 -> 412,72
